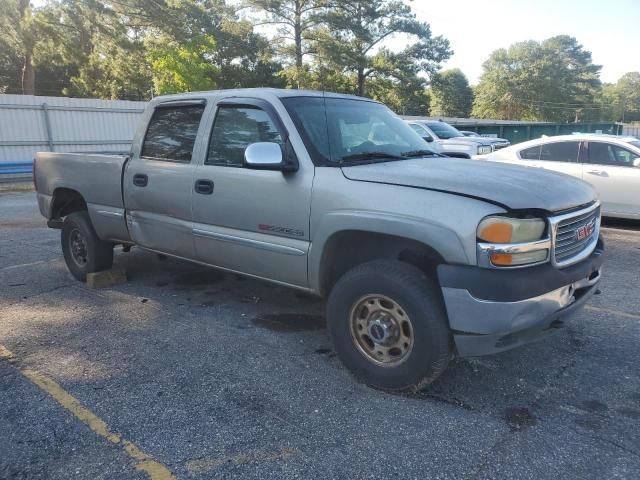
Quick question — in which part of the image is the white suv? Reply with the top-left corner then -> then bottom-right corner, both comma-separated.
480,134 -> 640,219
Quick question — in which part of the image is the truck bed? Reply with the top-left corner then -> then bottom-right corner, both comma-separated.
34,151 -> 131,243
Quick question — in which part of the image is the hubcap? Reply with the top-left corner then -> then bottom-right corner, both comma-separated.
69,229 -> 88,267
349,294 -> 414,366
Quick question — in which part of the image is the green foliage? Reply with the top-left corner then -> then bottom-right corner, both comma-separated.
472,36 -> 602,122
318,0 -> 451,98
244,0 -> 326,88
429,68 -> 472,117
603,72 -> 640,122
0,0 -> 48,94
147,35 -> 218,95
1,0 -> 633,124
0,0 -> 23,93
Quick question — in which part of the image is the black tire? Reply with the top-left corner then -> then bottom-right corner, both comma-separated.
327,260 -> 452,392
61,211 -> 113,281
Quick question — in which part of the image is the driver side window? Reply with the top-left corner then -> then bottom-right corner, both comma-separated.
206,106 -> 283,167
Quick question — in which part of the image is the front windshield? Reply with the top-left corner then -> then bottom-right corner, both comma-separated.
282,96 -> 436,164
425,121 -> 463,139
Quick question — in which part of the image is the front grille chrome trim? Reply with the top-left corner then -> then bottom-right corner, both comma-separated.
549,202 -> 601,268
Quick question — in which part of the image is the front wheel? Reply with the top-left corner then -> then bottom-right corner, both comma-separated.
61,211 -> 113,281
327,260 -> 452,392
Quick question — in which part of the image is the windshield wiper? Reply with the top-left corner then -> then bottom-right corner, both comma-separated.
339,151 -> 406,163
401,149 -> 443,158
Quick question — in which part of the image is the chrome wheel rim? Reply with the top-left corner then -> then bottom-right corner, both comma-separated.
69,229 -> 88,267
349,294 -> 414,367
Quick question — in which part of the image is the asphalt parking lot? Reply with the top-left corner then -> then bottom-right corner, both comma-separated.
1,190 -> 639,480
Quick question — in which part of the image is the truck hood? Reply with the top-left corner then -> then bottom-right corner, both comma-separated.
341,157 -> 596,212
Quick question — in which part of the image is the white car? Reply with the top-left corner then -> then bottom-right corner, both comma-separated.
479,134 -> 640,219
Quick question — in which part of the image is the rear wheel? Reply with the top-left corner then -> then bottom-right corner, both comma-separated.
61,211 -> 113,281
327,260 -> 452,392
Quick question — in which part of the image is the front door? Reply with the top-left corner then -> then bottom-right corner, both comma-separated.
583,141 -> 640,218
123,101 -> 206,258
190,98 -> 313,287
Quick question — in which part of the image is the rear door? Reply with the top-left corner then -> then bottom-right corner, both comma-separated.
517,140 -> 583,178
123,100 -> 206,258
583,141 -> 640,218
190,97 -> 313,287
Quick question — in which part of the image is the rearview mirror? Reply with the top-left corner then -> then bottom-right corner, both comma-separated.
244,142 -> 285,170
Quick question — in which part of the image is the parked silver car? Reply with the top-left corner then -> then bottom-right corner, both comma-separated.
479,134 -> 640,219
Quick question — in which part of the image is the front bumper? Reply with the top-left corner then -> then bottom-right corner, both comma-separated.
437,238 -> 604,357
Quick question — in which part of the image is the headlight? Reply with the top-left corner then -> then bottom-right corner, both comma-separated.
477,216 -> 549,267
477,145 -> 493,155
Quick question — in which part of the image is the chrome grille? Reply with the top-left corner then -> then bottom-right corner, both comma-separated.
552,205 -> 600,266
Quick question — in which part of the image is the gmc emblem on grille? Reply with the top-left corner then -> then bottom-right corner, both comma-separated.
575,220 -> 595,241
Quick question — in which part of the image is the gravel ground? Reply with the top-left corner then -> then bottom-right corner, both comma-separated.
1,191 -> 639,480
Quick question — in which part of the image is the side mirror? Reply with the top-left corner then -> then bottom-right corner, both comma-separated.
423,135 -> 434,143
244,142 -> 285,171
633,158 -> 640,168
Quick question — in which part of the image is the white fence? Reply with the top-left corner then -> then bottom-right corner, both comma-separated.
0,94 -> 147,162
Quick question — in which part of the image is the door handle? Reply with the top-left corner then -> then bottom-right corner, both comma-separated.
586,170 -> 608,177
133,173 -> 148,187
194,179 -> 214,195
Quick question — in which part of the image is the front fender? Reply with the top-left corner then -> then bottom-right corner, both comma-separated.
307,210 -> 468,293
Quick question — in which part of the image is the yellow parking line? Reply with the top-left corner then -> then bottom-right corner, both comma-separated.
585,305 -> 640,320
0,345 -> 175,480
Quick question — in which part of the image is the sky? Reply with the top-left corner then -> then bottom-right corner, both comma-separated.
405,0 -> 640,85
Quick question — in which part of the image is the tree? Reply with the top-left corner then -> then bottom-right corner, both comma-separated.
429,68 -> 472,117
472,36 -> 602,121
139,0 -> 283,94
39,0 -> 152,99
244,0 -> 325,88
0,0 -> 46,94
0,6 -> 23,93
604,72 -> 640,122
319,0 -> 451,97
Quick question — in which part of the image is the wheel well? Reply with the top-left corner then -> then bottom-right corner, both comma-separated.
319,230 -> 446,297
50,188 -> 87,219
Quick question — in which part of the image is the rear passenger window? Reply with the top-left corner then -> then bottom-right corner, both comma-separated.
206,106 -> 283,167
141,105 -> 205,163
539,141 -> 580,163
519,145 -> 540,160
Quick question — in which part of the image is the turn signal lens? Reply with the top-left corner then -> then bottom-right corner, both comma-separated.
490,249 -> 549,266
477,217 -> 546,244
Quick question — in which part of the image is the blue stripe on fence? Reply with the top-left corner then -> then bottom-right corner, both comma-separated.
0,160 -> 34,175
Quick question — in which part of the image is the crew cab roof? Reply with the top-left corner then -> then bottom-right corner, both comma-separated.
149,88 -> 378,105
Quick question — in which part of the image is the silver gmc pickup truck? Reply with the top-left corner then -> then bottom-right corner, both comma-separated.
34,89 -> 604,392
